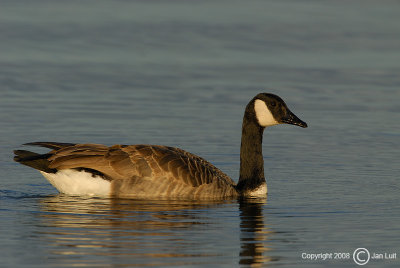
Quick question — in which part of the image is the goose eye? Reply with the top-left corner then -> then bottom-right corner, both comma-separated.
270,101 -> 276,107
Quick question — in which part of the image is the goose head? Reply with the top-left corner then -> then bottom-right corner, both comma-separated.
253,93 -> 308,128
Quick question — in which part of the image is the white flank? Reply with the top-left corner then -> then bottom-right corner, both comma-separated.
254,99 -> 279,127
40,169 -> 111,196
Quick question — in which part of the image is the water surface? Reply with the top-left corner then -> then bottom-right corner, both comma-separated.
1,1 -> 399,267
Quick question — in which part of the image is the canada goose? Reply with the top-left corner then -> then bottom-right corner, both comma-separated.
14,93 -> 307,199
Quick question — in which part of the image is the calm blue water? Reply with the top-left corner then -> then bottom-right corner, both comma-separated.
1,1 -> 399,267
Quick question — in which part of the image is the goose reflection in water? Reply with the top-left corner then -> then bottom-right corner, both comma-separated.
239,198 -> 279,266
37,195 -> 276,266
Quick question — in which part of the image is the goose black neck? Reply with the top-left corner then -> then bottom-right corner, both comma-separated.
236,103 -> 266,193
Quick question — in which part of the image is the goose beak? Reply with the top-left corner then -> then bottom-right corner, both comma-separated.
281,110 -> 308,128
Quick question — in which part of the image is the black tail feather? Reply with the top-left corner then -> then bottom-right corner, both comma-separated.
14,150 -> 40,160
13,150 -> 57,173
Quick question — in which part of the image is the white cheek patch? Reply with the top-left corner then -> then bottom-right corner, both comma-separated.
254,99 -> 279,127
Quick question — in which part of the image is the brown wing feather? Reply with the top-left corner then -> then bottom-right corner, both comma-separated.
142,145 -> 235,187
44,143 -> 234,187
18,142 -> 238,198
24,142 -> 76,150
